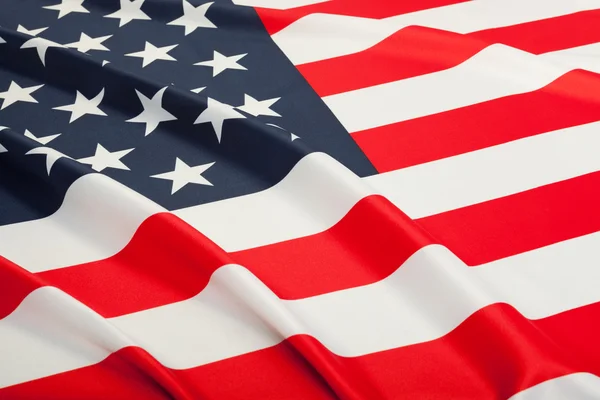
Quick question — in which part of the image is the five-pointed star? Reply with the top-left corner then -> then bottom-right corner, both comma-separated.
53,88 -> 107,123
127,86 -> 177,135
0,37 -> 5,44
168,0 -> 216,36
0,128 -> 7,153
44,0 -> 89,19
24,129 -> 61,145
267,123 -> 300,141
194,97 -> 245,143
21,37 -> 64,66
126,41 -> 177,67
151,157 -> 214,194
17,25 -> 48,37
105,0 -> 150,27
78,143 -> 134,172
191,86 -> 206,94
0,81 -> 44,110
237,94 -> 281,117
66,33 -> 112,53
194,51 -> 247,77
26,147 -> 73,175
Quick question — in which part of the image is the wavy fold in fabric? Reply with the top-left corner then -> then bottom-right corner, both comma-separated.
1,0 -> 600,399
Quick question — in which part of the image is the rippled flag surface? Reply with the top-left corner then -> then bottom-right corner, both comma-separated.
1,0 -> 600,399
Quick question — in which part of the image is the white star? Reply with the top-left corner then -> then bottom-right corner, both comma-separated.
194,51 -> 247,77
194,97 -> 245,143
151,157 -> 214,194
102,60 -> 110,66
78,143 -> 134,172
267,123 -> 300,141
44,0 -> 89,19
0,37 -> 5,44
0,127 -> 7,153
126,41 -> 177,68
66,33 -> 112,53
168,0 -> 216,36
53,89 -> 107,123
17,25 -> 48,37
24,129 -> 61,145
26,147 -> 72,175
127,87 -> 177,136
0,81 -> 44,110
105,0 -> 151,27
21,37 -> 64,66
237,94 -> 281,117
191,86 -> 205,94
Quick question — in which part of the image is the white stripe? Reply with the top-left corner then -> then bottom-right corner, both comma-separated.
273,0 -> 600,64
541,42 -> 600,74
509,373 -> 600,400
4,119 -> 600,268
183,120 -> 600,249
366,120 -> 600,219
232,0 -> 329,9
174,152 -> 372,251
323,44 -> 575,133
0,173 -> 163,272
2,231 -> 600,387
0,287 -> 132,388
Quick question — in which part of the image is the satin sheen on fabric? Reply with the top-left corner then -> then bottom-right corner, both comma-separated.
1,0 -> 600,398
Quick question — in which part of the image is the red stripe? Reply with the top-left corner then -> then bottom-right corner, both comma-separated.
232,195 -> 434,299
353,69 -> 600,172
4,302 -> 599,399
0,346 -> 196,400
418,171 -> 600,266
299,26 -> 488,97
299,11 -> 600,97
12,170 -> 600,318
255,0 -> 465,35
9,196 -> 433,318
469,9 -> 600,55
0,256 -> 44,319
37,212 -> 229,318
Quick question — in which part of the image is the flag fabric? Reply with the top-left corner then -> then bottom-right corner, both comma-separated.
0,0 -> 599,399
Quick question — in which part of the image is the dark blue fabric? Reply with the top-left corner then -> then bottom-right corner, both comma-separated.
0,0 -> 376,225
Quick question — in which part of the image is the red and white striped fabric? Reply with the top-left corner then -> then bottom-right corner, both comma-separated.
2,0 -> 600,399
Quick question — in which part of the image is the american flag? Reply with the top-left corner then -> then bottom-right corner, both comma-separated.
0,0 -> 599,398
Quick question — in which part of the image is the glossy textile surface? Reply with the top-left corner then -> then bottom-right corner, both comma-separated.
1,0 -> 600,399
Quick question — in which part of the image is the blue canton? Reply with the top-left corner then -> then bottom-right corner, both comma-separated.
0,0 -> 376,225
